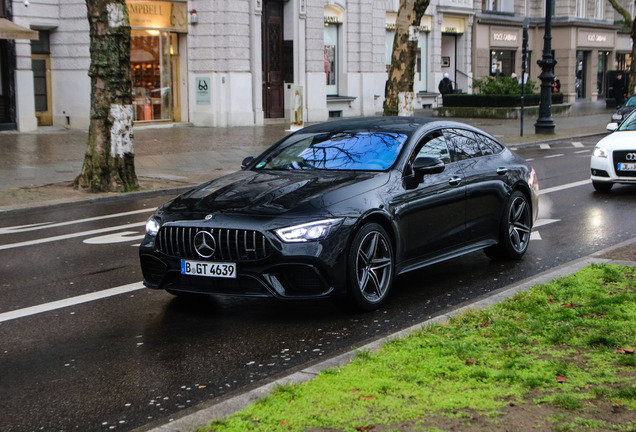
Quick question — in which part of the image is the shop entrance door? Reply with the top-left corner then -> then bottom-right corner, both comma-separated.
576,51 -> 588,99
441,34 -> 457,88
262,0 -> 284,118
0,40 -> 11,125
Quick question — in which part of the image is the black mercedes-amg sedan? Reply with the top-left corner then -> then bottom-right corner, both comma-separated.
139,117 -> 539,311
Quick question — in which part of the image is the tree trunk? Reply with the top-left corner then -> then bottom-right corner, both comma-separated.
75,0 -> 138,192
383,0 -> 430,116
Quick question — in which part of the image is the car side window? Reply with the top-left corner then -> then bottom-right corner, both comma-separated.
412,131 -> 451,164
444,129 -> 480,161
473,132 -> 505,156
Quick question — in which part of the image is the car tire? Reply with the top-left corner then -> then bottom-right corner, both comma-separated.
592,180 -> 613,192
347,223 -> 394,311
484,190 -> 532,261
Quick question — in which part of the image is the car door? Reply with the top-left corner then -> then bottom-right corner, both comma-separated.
443,129 -> 510,245
395,130 -> 467,268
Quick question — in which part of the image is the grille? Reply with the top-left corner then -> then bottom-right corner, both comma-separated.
613,150 -> 636,178
156,226 -> 272,261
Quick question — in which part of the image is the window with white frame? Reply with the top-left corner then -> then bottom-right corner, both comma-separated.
482,0 -> 514,13
576,0 -> 586,18
594,0 -> 604,19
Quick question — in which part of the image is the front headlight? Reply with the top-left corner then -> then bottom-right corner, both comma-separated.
275,218 -> 343,243
145,216 -> 161,236
612,113 -> 622,121
593,147 -> 608,158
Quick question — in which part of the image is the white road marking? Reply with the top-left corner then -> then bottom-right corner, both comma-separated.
540,179 -> 591,194
534,219 -> 560,228
83,231 -> 146,244
0,222 -> 145,251
572,142 -> 584,147
531,219 -> 559,241
540,143 -> 551,150
545,154 -> 564,158
575,150 -> 590,154
0,282 -> 145,323
0,209 -> 152,235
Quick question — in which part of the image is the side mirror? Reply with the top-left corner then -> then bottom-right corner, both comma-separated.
606,122 -> 619,132
413,157 -> 445,182
241,156 -> 255,170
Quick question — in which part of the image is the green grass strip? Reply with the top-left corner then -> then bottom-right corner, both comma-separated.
197,264 -> 636,432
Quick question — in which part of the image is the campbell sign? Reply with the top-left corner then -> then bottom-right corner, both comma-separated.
126,0 -> 188,33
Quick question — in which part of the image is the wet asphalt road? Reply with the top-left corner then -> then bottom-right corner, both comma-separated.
1,136 -> 635,432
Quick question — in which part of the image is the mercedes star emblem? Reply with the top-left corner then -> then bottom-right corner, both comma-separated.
193,230 -> 216,258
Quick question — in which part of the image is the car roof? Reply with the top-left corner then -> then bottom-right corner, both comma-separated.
298,116 -> 484,136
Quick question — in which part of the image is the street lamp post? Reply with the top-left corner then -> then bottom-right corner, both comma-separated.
534,0 -> 557,134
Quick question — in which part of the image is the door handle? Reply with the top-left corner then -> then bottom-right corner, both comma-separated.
448,176 -> 462,186
496,167 -> 508,175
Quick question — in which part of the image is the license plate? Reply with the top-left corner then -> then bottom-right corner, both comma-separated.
618,162 -> 636,171
181,260 -> 237,278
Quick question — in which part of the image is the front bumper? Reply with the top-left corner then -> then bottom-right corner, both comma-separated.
591,151 -> 636,185
139,222 -> 354,299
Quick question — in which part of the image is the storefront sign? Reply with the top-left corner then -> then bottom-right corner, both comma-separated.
195,77 -> 211,105
491,28 -> 520,48
577,29 -> 614,48
441,17 -> 464,34
126,0 -> 188,32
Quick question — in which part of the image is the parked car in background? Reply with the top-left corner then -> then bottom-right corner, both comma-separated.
610,95 -> 636,123
592,110 -> 636,192
139,117 -> 539,311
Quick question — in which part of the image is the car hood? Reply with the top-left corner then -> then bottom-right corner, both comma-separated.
597,130 -> 636,150
160,169 -> 388,219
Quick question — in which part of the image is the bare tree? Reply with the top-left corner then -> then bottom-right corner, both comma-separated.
383,0 -> 431,116
75,0 -> 138,192
608,0 -> 636,96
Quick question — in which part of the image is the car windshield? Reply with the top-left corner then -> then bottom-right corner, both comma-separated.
625,96 -> 636,107
255,131 -> 407,171
618,111 -> 636,131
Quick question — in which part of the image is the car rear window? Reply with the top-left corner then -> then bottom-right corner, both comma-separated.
255,131 -> 407,171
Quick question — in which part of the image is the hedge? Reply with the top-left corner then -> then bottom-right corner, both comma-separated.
442,93 -> 564,107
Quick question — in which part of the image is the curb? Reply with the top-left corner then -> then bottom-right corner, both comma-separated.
136,237 -> 636,432
0,184 -> 195,217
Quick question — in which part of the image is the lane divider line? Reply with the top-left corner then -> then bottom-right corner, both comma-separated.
0,208 -> 152,235
540,179 -> 590,195
0,222 -> 145,251
0,282 -> 145,323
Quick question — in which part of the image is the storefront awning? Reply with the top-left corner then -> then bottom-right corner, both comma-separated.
0,18 -> 39,40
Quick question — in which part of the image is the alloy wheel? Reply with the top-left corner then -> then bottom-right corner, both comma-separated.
355,230 -> 393,304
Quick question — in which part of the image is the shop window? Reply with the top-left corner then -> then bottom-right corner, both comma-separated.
482,0 -> 514,13
490,50 -> 515,77
131,29 -> 175,122
324,23 -> 338,95
386,28 -> 429,92
324,5 -> 343,96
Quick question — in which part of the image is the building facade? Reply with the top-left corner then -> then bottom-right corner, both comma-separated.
0,0 -> 632,132
473,0 -> 633,103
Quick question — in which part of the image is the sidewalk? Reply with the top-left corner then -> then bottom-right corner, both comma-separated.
0,100 -> 615,211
